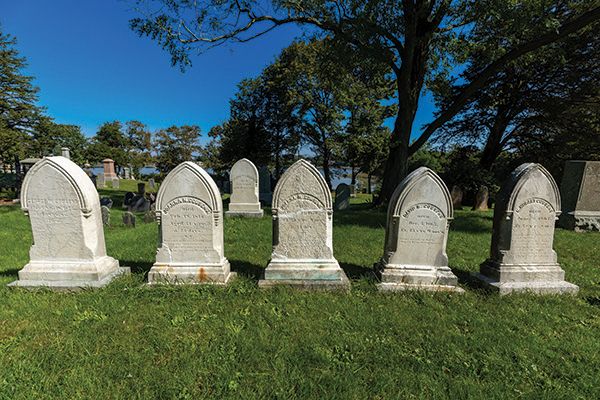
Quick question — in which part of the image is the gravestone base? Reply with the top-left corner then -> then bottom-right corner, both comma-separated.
376,264 -> 464,292
225,210 -> 264,218
559,211 -> 600,232
9,257 -> 129,290
475,260 -> 579,295
259,260 -> 350,290
148,261 -> 234,285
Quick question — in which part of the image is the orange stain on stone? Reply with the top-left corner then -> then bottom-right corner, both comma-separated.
197,267 -> 207,282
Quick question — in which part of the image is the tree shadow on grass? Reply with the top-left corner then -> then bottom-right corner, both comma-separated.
0,268 -> 19,278
120,260 -> 153,276
585,296 -> 600,308
340,262 -> 376,281
450,266 -> 492,293
450,213 -> 494,234
334,209 -> 386,229
230,259 -> 264,281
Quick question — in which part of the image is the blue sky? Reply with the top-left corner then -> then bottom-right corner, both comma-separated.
1,0 -> 436,142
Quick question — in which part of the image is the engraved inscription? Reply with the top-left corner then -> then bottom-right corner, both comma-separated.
510,198 -> 555,261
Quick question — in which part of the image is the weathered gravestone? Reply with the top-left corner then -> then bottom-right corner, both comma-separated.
334,183 -> 351,211
112,177 -> 120,189
258,166 -> 272,205
96,173 -> 105,189
259,159 -> 349,289
61,147 -> 70,159
101,206 -> 110,226
148,161 -> 233,284
143,210 -> 155,223
376,167 -> 462,292
122,211 -> 136,227
473,186 -> 489,211
559,160 -> 600,231
226,158 -> 263,218
148,178 -> 155,190
123,192 -> 135,207
9,156 -> 128,289
137,182 -> 146,194
475,163 -> 578,294
451,185 -> 463,210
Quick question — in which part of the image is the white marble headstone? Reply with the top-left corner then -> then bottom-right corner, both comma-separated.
377,167 -> 462,292
226,158 -> 263,217
476,163 -> 578,294
9,156 -> 128,289
259,159 -> 349,289
148,161 -> 232,284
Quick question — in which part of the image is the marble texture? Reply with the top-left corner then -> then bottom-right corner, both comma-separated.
148,161 -> 232,284
260,159 -> 349,289
226,158 -> 263,217
376,167 -> 462,292
475,163 -> 578,294
9,156 -> 128,289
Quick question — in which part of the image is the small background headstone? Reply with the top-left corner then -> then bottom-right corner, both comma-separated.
148,178 -> 155,190
123,192 -> 135,207
101,206 -> 111,226
472,186 -> 489,211
112,177 -> 120,189
123,211 -> 136,227
143,210 -> 155,223
334,183 -> 351,211
96,173 -> 105,189
137,182 -> 146,194
60,147 -> 70,159
451,185 -> 463,210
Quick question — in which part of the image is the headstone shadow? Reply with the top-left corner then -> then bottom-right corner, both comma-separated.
339,262 -> 376,281
229,259 -> 264,281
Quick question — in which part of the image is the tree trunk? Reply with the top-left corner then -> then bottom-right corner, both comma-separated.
351,166 -> 357,185
322,149 -> 333,190
367,173 -> 372,195
480,109 -> 511,170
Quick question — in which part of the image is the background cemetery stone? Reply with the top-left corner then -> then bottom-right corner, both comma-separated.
475,163 -> 578,294
96,172 -> 105,189
334,183 -> 351,211
122,211 -> 136,227
258,166 -> 272,205
451,185 -> 463,210
137,182 -> 146,194
148,178 -> 155,190
101,206 -> 110,226
260,159 -> 349,290
112,177 -> 120,189
559,160 -> 600,231
60,147 -> 70,159
472,186 -> 489,211
143,210 -> 155,223
148,161 -> 233,284
9,156 -> 128,289
226,158 -> 263,218
376,167 -> 462,292
102,159 -> 117,180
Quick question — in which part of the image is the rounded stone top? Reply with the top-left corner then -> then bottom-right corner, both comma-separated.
272,159 -> 332,210
230,158 -> 258,178
499,163 -> 560,214
102,159 -> 114,163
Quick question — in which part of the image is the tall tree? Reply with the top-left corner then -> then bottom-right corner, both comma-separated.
125,120 -> 153,175
434,8 -> 600,171
86,121 -> 128,172
154,125 -> 202,175
0,29 -> 43,165
130,0 -> 600,202
31,117 -> 87,164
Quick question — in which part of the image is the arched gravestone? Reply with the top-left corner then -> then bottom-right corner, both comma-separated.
226,158 -> 263,218
9,156 -> 128,289
376,167 -> 462,292
148,161 -> 233,284
475,163 -> 578,294
259,159 -> 349,289
334,183 -> 351,211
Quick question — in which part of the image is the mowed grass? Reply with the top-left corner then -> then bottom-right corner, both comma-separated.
0,189 -> 599,399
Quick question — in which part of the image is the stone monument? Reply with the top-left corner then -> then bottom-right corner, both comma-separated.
450,185 -> 463,210
9,156 -> 128,289
258,166 -> 272,205
475,163 -> 578,294
102,159 -> 117,180
96,173 -> 105,189
226,158 -> 263,217
559,160 -> 600,231
101,206 -> 110,226
259,159 -> 349,289
60,147 -> 70,159
123,211 -> 136,227
376,167 -> 462,292
148,161 -> 233,284
472,186 -> 489,211
334,183 -> 351,211
112,177 -> 120,189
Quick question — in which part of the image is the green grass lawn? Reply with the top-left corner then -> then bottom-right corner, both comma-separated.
0,189 -> 599,399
